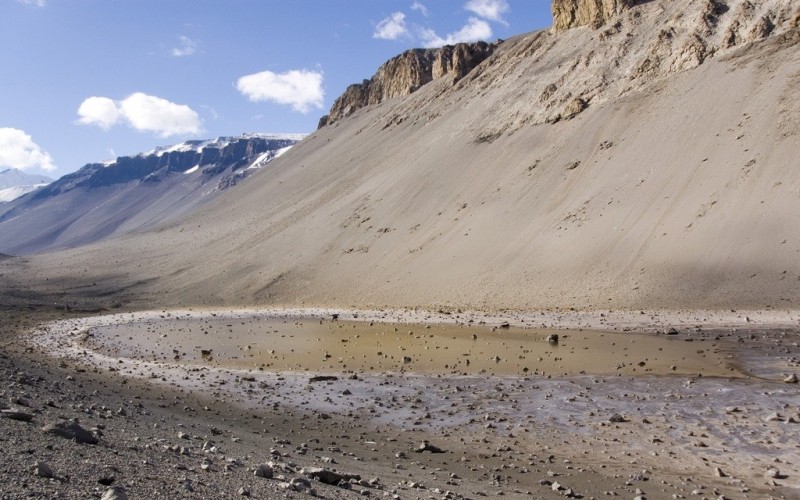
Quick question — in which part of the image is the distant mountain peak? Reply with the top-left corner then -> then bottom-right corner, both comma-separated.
0,132 -> 304,254
0,168 -> 53,189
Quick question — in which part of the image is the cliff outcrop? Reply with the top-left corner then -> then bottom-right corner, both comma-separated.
321,41 -> 497,127
552,0 -> 633,31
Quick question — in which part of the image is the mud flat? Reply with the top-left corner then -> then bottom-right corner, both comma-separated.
84,315 -> 741,378
25,308 -> 800,498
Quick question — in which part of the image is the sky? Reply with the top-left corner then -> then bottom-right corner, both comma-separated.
1,0 -> 553,177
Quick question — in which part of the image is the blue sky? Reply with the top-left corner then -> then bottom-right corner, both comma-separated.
1,0 -> 552,177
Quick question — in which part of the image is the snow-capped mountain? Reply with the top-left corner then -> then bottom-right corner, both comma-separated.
0,133 -> 303,254
0,168 -> 52,204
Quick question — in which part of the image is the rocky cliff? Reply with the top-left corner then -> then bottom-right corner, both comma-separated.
552,0 -> 633,30
320,41 -> 497,127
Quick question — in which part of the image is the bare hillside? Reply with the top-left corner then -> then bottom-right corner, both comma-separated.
4,0 -> 799,312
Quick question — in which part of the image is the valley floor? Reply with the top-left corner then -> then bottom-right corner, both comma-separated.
1,303 -> 799,499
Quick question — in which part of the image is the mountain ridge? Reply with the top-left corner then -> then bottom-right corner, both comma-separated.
0,133 -> 301,254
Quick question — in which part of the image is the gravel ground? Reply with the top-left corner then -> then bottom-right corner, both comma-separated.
2,302 -> 799,499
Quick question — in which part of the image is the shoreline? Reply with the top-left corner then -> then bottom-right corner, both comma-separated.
5,305 -> 800,498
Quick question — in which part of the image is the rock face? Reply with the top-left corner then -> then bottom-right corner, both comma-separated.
552,0 -> 633,30
0,134 -> 302,254
322,41 -> 497,127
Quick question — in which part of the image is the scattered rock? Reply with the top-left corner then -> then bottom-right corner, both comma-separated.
42,420 -> 98,444
784,374 -> 798,384
254,463 -> 274,479
303,466 -> 360,485
415,441 -> 446,453
34,461 -> 53,478
309,375 -> 338,383
561,97 -> 588,120
238,486 -> 250,496
1,409 -> 34,422
101,487 -> 128,500
547,334 -> 559,344
765,468 -> 786,479
608,413 -> 627,423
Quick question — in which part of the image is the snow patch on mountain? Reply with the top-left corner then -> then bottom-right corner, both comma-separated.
0,184 -> 47,203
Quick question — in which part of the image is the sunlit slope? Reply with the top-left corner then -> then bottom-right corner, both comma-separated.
13,22 -> 800,311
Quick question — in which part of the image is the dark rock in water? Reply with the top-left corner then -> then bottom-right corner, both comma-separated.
303,467 -> 360,485
547,334 -> 559,344
42,420 -> 99,444
309,375 -> 338,383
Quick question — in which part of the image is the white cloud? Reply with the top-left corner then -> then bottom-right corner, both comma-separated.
76,93 -> 202,137
374,12 -> 408,40
410,2 -> 429,17
0,128 -> 55,172
465,0 -> 509,24
77,96 -> 120,130
236,69 -> 324,114
171,35 -> 198,57
419,17 -> 492,48
118,93 -> 202,137
17,0 -> 46,7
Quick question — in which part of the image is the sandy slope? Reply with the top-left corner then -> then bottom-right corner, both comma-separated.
4,27 -> 797,313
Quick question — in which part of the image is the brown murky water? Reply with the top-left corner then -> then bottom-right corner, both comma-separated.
84,316 -> 742,378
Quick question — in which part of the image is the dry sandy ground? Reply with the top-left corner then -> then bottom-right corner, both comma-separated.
3,302 -> 798,499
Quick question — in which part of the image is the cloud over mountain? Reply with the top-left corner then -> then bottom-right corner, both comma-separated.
0,128 -> 55,172
374,12 -> 409,40
77,93 -> 202,137
236,69 -> 324,114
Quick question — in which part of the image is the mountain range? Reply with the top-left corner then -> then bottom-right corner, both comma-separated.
2,0 -> 799,312
0,134 -> 302,254
0,168 -> 52,204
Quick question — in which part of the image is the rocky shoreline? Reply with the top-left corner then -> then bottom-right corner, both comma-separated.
1,305 -> 798,499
